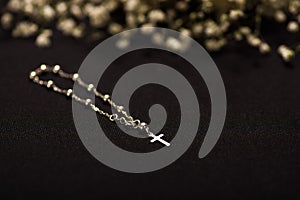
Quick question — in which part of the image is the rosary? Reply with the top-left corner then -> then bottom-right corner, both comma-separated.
29,64 -> 170,146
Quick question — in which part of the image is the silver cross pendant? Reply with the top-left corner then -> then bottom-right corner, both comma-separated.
149,133 -> 170,146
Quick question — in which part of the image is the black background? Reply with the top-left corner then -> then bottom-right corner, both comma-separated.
0,9 -> 299,199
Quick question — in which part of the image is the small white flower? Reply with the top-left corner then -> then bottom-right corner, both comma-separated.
259,43 -> 271,54
287,21 -> 299,32
43,5 -> 55,20
8,0 -> 22,12
1,13 -> 13,29
56,2 -> 68,15
229,10 -> 244,20
12,21 -> 38,37
125,0 -> 139,12
148,10 -> 165,23
165,37 -> 182,51
278,45 -> 295,62
35,34 -> 51,47
274,10 -> 286,23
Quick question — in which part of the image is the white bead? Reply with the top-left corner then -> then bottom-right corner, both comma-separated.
66,89 -> 72,96
47,80 -> 53,88
88,84 -> 94,91
103,94 -> 110,102
140,122 -> 147,129
40,64 -> 47,71
117,106 -> 124,111
85,98 -> 91,105
29,71 -> 36,79
33,76 -> 39,82
72,73 -> 79,81
141,122 -> 147,127
53,65 -> 60,73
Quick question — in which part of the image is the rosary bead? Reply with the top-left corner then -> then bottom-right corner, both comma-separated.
47,80 -> 54,88
88,84 -> 94,91
85,98 -> 91,105
29,71 -> 36,79
53,86 -> 58,91
117,106 -> 124,111
33,76 -> 39,82
103,94 -> 110,102
72,73 -> 79,81
40,64 -> 47,71
66,89 -> 72,96
53,65 -> 60,73
140,122 -> 147,127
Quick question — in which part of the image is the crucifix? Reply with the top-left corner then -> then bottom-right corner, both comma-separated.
149,133 -> 170,146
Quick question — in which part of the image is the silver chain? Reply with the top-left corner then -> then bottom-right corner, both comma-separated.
29,64 -> 170,146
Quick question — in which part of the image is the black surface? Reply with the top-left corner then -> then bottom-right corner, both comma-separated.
0,22 -> 300,199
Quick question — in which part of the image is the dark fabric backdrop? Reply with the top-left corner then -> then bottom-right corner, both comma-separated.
0,14 -> 299,200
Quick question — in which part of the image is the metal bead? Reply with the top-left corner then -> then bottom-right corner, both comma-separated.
117,106 -> 124,111
85,98 -> 91,105
72,73 -> 79,81
47,80 -> 54,88
66,89 -> 72,96
87,84 -> 94,91
53,65 -> 60,73
140,122 -> 147,127
53,86 -> 59,91
140,122 -> 147,129
33,76 -> 39,82
103,94 -> 110,102
29,71 -> 36,79
40,64 -> 47,71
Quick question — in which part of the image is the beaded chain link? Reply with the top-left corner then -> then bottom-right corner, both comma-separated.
29,64 -> 170,146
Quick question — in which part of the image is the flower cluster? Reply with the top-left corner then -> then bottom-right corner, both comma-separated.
1,0 -> 300,61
